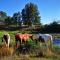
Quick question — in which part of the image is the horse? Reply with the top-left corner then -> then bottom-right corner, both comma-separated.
32,34 -> 53,43
38,33 -> 53,42
38,33 -> 53,49
2,33 -> 10,47
15,33 -> 32,48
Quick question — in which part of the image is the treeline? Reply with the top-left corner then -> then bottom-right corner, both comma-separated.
0,3 -> 41,27
40,21 -> 60,33
0,2 -> 60,33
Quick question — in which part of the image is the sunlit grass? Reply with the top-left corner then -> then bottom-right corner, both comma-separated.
0,31 -> 60,60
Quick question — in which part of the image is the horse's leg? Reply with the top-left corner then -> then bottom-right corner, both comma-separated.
8,36 -> 10,47
21,38 -> 22,44
15,38 -> 18,48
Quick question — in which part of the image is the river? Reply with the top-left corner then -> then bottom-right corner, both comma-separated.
53,38 -> 60,46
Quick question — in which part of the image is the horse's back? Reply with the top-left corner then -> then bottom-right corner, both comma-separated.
39,33 -> 52,41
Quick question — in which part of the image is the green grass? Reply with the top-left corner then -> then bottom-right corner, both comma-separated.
0,30 -> 18,45
0,31 -> 60,60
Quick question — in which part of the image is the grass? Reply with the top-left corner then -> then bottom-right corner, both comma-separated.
0,30 -> 18,45
0,30 -> 60,60
0,54 -> 60,60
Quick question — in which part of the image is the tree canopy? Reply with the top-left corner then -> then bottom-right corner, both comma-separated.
21,3 -> 41,26
0,11 -> 7,21
0,3 -> 60,33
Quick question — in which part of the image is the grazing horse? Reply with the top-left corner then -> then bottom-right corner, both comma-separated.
2,33 -> 10,47
39,34 -> 53,42
38,36 -> 45,42
38,33 -> 53,48
15,33 -> 32,48
32,34 -> 53,43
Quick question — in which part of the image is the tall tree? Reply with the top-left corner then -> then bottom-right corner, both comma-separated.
13,12 -> 21,26
0,11 -> 7,21
21,3 -> 41,26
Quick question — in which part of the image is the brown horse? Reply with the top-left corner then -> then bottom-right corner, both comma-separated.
15,33 -> 32,48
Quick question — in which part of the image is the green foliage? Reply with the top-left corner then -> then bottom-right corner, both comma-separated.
27,38 -> 36,47
21,2 -> 41,26
40,21 -> 60,33
0,3 -> 41,29
0,11 -> 7,21
5,16 -> 12,25
13,12 -> 21,26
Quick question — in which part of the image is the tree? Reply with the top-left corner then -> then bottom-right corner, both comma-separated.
5,16 -> 12,25
21,3 -> 41,26
41,21 -> 60,33
13,12 -> 21,26
50,21 -> 58,26
49,21 -> 59,32
0,11 -> 7,21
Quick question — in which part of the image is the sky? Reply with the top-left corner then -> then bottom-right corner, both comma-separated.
0,0 -> 60,25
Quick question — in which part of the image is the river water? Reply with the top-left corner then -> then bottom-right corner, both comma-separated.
53,38 -> 60,46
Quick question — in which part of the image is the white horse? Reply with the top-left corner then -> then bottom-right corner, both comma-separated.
38,33 -> 53,48
2,33 -> 10,47
39,33 -> 53,41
